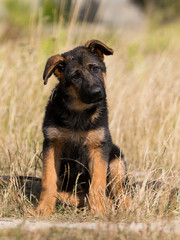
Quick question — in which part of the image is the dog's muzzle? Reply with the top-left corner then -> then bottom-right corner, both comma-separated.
89,87 -> 104,103
81,86 -> 105,104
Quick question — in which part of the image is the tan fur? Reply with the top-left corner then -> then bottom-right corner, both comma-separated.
86,128 -> 105,147
54,68 -> 64,81
57,192 -> 86,208
33,142 -> 63,215
43,55 -> 65,84
109,158 -> 126,184
108,158 -> 132,209
88,148 -> 108,214
90,108 -> 101,122
85,39 -> 114,59
87,130 -> 108,214
46,127 -> 105,145
102,72 -> 107,87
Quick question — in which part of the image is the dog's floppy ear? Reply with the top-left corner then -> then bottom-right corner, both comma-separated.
85,39 -> 114,60
43,55 -> 65,85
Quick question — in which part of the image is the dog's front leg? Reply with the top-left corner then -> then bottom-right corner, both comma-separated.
88,148 -> 108,214
33,140 -> 62,216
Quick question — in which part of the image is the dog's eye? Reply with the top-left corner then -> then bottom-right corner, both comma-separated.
72,72 -> 81,81
90,65 -> 100,74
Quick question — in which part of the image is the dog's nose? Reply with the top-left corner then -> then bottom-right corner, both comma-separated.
91,88 -> 102,98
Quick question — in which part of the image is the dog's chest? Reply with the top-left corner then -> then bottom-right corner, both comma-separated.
45,126 -> 105,147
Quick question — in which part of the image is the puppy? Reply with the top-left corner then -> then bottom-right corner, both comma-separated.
32,40 -> 130,215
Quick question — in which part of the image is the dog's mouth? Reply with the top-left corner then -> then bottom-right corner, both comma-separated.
81,94 -> 105,104
89,96 -> 104,103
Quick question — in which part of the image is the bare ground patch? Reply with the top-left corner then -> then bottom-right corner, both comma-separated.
0,219 -> 180,240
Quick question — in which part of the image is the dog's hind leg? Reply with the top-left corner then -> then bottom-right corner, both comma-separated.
107,156 -> 132,210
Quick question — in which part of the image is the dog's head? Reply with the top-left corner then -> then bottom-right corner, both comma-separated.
43,40 -> 113,108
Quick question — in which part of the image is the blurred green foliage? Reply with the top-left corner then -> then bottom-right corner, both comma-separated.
126,42 -> 139,71
43,0 -> 59,23
3,0 -> 30,28
2,0 -> 180,39
39,29 -> 67,56
42,0 -> 72,23
2,0 -> 72,30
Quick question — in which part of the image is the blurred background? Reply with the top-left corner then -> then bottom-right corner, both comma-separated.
1,0 -> 180,42
0,0 -> 180,28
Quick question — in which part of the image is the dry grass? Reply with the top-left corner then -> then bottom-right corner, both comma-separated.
0,9 -> 180,226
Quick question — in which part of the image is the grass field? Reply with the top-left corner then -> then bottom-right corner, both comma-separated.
0,11 -> 180,239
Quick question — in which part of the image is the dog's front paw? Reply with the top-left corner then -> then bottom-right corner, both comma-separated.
90,195 -> 112,215
27,205 -> 53,217
27,209 -> 37,217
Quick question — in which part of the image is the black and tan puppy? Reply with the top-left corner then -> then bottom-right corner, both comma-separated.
32,40 -> 131,216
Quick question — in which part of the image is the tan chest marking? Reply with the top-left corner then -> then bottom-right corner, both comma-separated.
46,127 -> 105,146
90,108 -> 101,122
